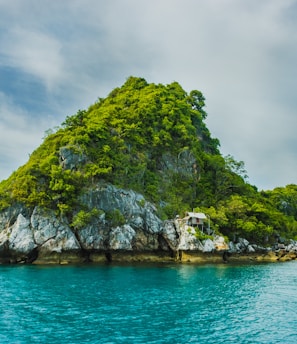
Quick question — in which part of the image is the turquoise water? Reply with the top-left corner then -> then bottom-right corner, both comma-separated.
0,262 -> 296,343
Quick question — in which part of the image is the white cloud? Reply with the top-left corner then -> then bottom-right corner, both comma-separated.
0,0 -> 297,189
0,93 -> 57,180
2,28 -> 65,91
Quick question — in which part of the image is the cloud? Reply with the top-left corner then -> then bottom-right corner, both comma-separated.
0,92 -> 57,179
0,0 -> 297,189
3,28 -> 65,91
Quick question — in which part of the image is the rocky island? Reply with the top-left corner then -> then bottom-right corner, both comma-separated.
0,77 -> 296,264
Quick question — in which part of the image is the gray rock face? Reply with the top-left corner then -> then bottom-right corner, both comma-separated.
59,146 -> 87,171
0,204 -> 27,231
202,239 -> 215,252
0,183 -> 167,262
9,214 -> 36,253
287,240 -> 297,252
176,222 -> 204,251
31,207 -> 58,245
74,184 -> 164,252
77,224 -> 106,250
31,207 -> 80,253
2,181 -> 286,264
162,219 -> 228,253
0,207 -> 81,262
228,238 -> 261,253
80,184 -> 162,233
109,225 -> 136,250
39,229 -> 80,254
0,213 -> 36,260
162,220 -> 180,250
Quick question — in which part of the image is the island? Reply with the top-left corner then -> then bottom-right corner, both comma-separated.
0,77 -> 296,264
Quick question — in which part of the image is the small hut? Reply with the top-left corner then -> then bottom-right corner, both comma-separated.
185,212 -> 208,233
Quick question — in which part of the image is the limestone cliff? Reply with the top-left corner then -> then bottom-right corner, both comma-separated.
0,181 -> 296,264
0,182 -> 227,264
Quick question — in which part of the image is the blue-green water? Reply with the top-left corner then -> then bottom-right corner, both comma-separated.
0,262 -> 296,343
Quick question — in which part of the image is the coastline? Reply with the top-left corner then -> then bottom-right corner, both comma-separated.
24,248 -> 297,265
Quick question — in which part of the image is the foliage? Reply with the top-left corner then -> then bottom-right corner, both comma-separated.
194,230 -> 213,241
106,209 -> 126,227
263,185 -> 297,220
0,76 -> 296,244
71,208 -> 101,230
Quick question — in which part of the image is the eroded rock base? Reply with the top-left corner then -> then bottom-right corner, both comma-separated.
21,249 -> 297,265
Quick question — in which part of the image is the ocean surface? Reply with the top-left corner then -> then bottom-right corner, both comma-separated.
0,261 -> 296,344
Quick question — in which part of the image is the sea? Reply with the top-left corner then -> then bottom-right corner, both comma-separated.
0,261 -> 296,344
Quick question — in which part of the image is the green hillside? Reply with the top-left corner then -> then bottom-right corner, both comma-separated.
1,76 -> 297,244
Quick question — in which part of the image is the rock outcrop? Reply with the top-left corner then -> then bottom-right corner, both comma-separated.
0,182 -> 296,264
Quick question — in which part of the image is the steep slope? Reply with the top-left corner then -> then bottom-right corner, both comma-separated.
0,76 -> 224,216
0,76 -> 297,263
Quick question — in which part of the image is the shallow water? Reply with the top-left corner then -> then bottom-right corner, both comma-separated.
0,261 -> 296,343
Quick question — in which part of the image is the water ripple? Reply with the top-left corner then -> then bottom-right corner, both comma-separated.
0,262 -> 296,343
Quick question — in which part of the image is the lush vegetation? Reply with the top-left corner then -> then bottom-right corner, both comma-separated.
0,76 -> 297,244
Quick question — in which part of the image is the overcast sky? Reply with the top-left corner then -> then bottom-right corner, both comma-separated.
0,0 -> 296,190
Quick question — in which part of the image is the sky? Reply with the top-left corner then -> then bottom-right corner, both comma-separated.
0,0 -> 297,191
